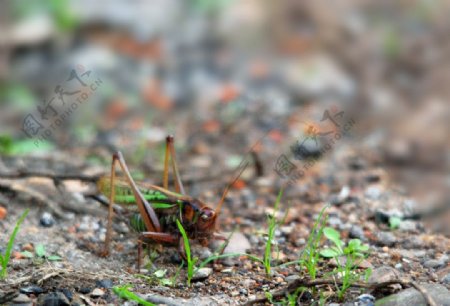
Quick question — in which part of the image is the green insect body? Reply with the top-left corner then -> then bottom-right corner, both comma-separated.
98,176 -> 186,233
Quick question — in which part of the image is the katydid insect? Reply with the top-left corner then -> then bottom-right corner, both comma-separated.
98,135 -> 247,269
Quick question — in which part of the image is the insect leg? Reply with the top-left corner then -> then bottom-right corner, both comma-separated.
103,152 -> 162,257
163,135 -> 170,190
102,152 -> 117,256
166,135 -> 185,194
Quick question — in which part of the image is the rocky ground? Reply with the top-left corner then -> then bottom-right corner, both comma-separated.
0,117 -> 449,305
1,1 -> 450,305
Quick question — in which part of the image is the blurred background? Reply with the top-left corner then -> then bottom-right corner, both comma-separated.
0,0 -> 449,233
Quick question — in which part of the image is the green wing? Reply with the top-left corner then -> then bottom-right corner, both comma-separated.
98,176 -> 183,208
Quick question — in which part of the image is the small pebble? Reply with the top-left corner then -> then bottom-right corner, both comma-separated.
423,259 -> 442,269
274,276 -> 284,283
95,279 -> 113,289
294,238 -> 306,246
192,267 -> 213,281
349,225 -> 366,240
398,220 -> 417,232
60,289 -> 72,301
90,288 -> 105,298
39,212 -> 55,227
193,282 -> 205,288
369,266 -> 400,284
221,268 -> 233,275
376,231 -> 396,247
285,274 -> 301,284
12,294 -> 31,303
78,287 -> 92,294
355,293 -> 375,306
198,247 -> 213,260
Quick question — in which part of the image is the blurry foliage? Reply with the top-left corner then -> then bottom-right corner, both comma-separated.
12,0 -> 78,31
190,0 -> 234,13
0,135 -> 54,155
0,84 -> 35,111
383,28 -> 401,59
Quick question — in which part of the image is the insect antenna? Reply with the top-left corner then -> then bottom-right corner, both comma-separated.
214,130 -> 274,215
215,159 -> 249,215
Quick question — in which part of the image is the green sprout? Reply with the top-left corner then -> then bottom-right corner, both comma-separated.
113,284 -> 155,306
300,205 -> 328,279
176,219 -> 197,286
176,220 -> 264,285
389,216 -> 402,230
320,227 -> 370,301
0,209 -> 29,279
263,188 -> 285,275
21,243 -> 62,262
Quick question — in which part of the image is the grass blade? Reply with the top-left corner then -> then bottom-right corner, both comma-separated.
176,219 -> 195,285
113,285 -> 155,306
1,209 -> 29,278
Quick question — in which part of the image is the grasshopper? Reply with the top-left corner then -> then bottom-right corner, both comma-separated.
98,135 -> 247,269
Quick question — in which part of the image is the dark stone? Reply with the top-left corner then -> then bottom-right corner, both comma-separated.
39,212 -> 55,227
290,139 -> 322,161
95,279 -> 113,289
37,292 -> 70,306
376,231 -> 396,247
298,290 -> 313,303
60,289 -> 72,301
355,293 -> 375,306
349,225 -> 366,240
78,287 -> 92,294
20,285 -> 44,295
365,174 -> 380,183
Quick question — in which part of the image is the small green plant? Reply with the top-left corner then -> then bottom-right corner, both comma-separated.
263,287 -> 304,306
283,287 -> 304,306
176,220 -> 256,285
0,209 -> 29,279
299,205 -> 328,279
21,243 -> 62,262
320,227 -> 370,301
113,284 -> 155,306
136,264 -> 183,287
389,216 -> 402,230
263,188 -> 284,275
319,227 -> 368,258
176,219 -> 197,286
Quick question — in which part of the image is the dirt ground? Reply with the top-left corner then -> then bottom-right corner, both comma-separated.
1,1 -> 450,305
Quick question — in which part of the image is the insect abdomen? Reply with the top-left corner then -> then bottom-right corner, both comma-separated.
130,213 -> 147,233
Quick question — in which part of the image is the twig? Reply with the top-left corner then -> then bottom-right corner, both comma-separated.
37,271 -> 62,285
245,278 -> 438,305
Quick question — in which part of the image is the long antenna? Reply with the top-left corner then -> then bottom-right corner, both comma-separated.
215,160 -> 249,214
215,130 -> 273,214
